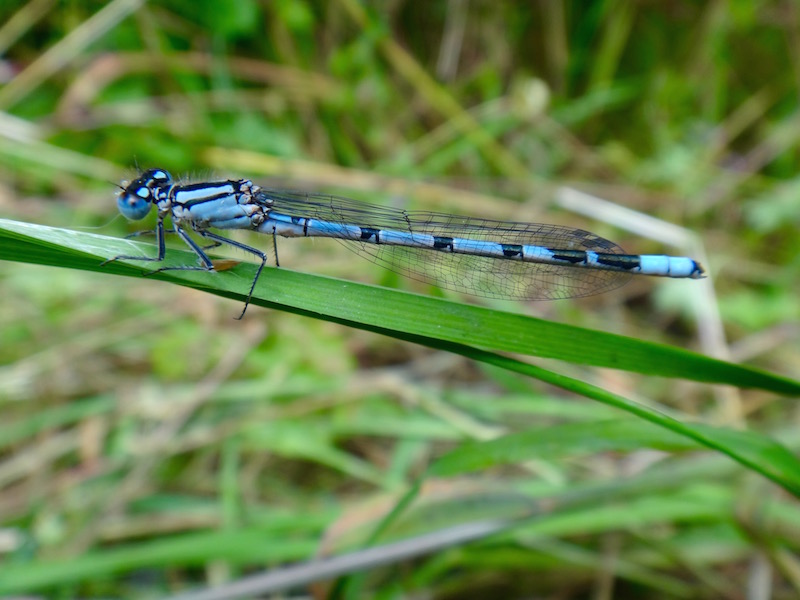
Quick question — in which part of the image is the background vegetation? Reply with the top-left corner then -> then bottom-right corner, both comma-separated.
1,1 -> 799,598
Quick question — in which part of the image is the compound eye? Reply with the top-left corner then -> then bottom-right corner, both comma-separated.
117,185 -> 152,220
147,169 -> 172,184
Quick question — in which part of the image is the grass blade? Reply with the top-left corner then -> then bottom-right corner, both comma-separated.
1,218 -> 798,394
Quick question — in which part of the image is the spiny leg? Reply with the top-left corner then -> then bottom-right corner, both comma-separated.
272,225 -> 280,268
123,227 -> 176,240
101,219 -> 168,267
146,225 -> 215,274
196,230 -> 269,320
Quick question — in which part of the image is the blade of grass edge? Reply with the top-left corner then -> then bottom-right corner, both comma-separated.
1,219 -> 799,394
2,220 -> 799,493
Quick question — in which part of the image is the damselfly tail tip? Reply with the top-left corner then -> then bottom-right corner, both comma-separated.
692,261 -> 706,279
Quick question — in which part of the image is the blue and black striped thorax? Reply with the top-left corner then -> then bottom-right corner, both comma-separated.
116,169 -> 273,226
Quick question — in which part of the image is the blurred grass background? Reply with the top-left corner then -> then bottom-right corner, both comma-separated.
1,0 -> 800,598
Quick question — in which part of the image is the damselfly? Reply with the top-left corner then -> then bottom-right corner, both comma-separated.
106,169 -> 705,317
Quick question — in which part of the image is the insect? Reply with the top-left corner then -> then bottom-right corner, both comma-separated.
107,169 -> 704,317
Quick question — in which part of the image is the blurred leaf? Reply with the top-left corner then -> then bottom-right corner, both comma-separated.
744,177 -> 800,233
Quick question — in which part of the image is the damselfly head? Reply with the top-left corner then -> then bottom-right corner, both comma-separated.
116,169 -> 173,220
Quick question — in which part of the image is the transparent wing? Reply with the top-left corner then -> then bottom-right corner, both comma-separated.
257,190 -> 631,299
